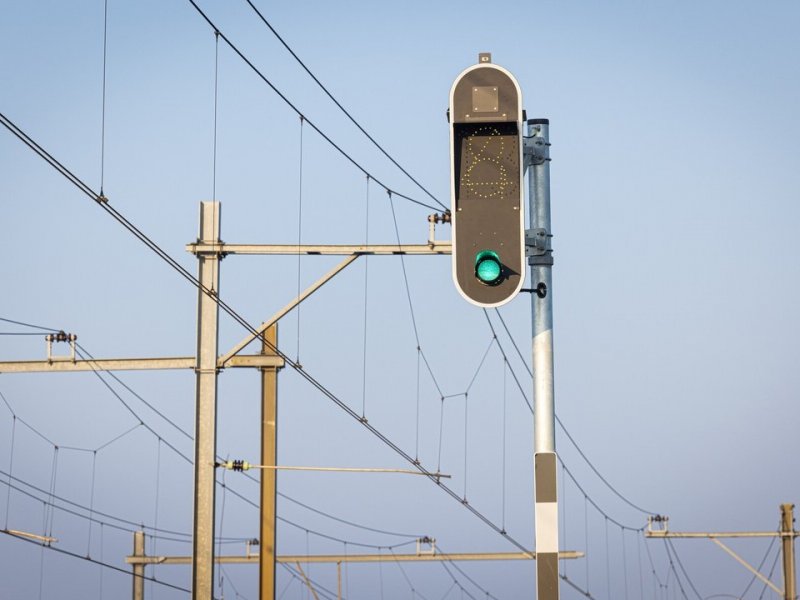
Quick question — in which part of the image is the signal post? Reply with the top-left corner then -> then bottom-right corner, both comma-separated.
525,118 -> 559,599
449,54 -> 559,599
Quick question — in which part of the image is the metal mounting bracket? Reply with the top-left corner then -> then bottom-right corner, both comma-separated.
523,134 -> 549,168
45,331 -> 77,362
416,537 -> 436,556
526,228 -> 553,266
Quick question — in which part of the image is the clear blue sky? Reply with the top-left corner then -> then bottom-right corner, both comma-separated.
2,1 -> 799,598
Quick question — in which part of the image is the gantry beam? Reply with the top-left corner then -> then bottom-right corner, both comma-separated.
186,243 -> 452,256
0,355 -> 283,373
646,531 -> 795,538
126,550 -> 584,566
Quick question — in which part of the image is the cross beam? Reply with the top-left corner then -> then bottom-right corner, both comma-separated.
126,550 -> 584,565
0,355 -> 284,373
186,243 -> 452,256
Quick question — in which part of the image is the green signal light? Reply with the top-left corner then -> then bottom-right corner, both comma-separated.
475,250 -> 503,286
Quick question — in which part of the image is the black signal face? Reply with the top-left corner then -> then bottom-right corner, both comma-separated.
455,122 -> 520,202
450,63 -> 524,308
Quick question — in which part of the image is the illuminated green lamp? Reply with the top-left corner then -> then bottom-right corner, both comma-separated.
474,250 -> 503,286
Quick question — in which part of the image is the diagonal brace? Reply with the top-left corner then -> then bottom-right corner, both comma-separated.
218,255 -> 359,366
711,537 -> 783,595
295,562 -> 320,600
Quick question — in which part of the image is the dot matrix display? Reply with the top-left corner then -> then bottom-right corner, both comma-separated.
457,122 -> 520,202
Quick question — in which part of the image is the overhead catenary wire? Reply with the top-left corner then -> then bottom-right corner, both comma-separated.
278,515 -> 419,551
240,0 -> 447,212
759,541 -> 783,600
0,528 -> 191,594
2,317 -> 427,541
86,451 -> 97,556
3,464 -> 408,562
0,360 -> 396,547
439,560 -> 481,600
77,346 -> 428,538
604,517 -> 611,599
296,115 -> 305,366
44,446 -> 59,540
0,468 -> 243,543
662,538 -> 691,600
0,332 -> 49,336
97,522 -> 105,599
99,0 -> 109,195
277,571 -> 296,600
501,356 -> 508,532
561,461 -> 567,577
584,495 -> 590,591
3,328 -> 496,599
361,175 -> 370,418
74,346 -> 195,467
481,310 -> 532,413
4,415 -> 16,530
151,438 -> 163,598
4,96 -> 668,592
37,524 -> 46,600
378,546 -> 385,600
666,539 -> 703,600
636,531 -> 645,600
0,109 -> 527,553
621,527 -> 629,600
217,463 -> 228,598
642,534 -> 667,591
75,343 -> 192,444
279,562 -> 339,600
738,535 -> 777,598
184,0 -> 441,213
491,308 -> 657,516
387,546 -> 433,600
212,31 -> 220,202
277,491 -> 422,539
436,544 -> 502,600
415,348 -> 421,461
559,455 -> 643,532
0,317 -> 59,332
0,411 -> 420,552
1,316 -> 644,596
560,573 -> 599,599
220,564 -> 252,600
388,190 -> 421,347
0,389 -> 57,447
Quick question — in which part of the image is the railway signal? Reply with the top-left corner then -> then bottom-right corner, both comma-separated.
449,53 -> 525,307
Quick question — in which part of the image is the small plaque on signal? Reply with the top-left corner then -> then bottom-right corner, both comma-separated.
472,86 -> 499,113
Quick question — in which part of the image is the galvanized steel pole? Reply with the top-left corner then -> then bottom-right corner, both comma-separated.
526,119 -> 559,600
192,202 -> 221,599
